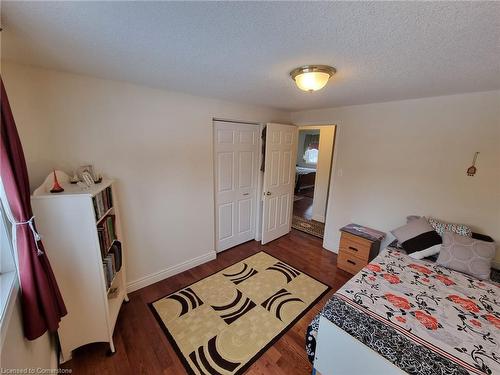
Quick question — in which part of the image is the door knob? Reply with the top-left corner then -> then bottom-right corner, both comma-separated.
265,191 -> 272,196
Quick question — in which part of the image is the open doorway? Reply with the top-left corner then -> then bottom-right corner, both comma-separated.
292,125 -> 336,238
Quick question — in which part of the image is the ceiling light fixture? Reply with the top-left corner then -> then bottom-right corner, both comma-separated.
290,65 -> 336,92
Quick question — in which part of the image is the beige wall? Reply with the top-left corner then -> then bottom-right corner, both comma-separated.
1,63 -> 289,290
297,125 -> 335,223
292,91 -> 500,264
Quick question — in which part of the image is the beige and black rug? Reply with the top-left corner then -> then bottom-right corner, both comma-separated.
150,252 -> 329,375
291,215 -> 325,238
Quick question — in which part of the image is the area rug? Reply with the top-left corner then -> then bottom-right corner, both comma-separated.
291,215 -> 325,238
150,252 -> 330,375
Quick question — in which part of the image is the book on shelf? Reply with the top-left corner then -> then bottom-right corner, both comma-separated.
108,241 -> 122,272
102,241 -> 122,290
97,215 -> 117,256
97,228 -> 105,258
106,216 -> 116,241
92,186 -> 114,221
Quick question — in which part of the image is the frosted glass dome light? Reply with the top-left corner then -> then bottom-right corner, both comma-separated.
290,65 -> 336,92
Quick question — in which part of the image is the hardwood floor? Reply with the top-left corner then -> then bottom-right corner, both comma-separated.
61,229 -> 351,375
293,195 -> 314,220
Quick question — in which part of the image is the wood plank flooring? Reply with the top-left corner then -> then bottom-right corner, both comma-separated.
293,195 -> 314,220
61,229 -> 352,374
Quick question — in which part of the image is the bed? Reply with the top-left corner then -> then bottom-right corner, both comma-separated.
295,166 -> 316,192
306,247 -> 500,375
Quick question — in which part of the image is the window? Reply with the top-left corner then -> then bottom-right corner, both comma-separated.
302,133 -> 320,165
303,147 -> 319,164
1,202 -> 15,273
0,182 -> 18,341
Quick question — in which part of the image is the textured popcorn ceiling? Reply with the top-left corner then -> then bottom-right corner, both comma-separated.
1,2 -> 499,111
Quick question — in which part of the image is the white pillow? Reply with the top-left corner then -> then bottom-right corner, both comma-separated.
409,244 -> 442,260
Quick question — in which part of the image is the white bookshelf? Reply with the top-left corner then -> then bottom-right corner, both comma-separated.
31,173 -> 128,363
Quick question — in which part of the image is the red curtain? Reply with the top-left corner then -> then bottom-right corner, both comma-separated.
1,78 -> 66,340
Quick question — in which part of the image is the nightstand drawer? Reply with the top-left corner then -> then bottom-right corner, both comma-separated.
337,252 -> 367,274
339,232 -> 373,260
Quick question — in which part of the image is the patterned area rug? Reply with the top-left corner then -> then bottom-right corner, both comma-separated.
291,215 -> 325,238
150,252 -> 329,375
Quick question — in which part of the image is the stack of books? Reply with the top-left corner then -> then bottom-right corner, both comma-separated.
97,215 -> 116,257
92,185 -> 122,292
103,242 -> 122,290
103,254 -> 116,289
92,186 -> 113,220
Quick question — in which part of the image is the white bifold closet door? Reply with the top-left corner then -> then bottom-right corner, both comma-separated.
214,121 -> 259,252
261,123 -> 298,244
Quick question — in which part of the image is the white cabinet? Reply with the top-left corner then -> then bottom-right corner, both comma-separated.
31,177 -> 128,363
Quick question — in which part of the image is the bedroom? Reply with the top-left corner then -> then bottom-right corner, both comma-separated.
0,2 -> 499,375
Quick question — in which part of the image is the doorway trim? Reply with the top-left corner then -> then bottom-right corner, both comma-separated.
295,124 -> 336,223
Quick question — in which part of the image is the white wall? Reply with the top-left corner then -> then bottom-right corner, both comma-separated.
291,91 -> 500,264
297,125 -> 335,223
1,62 -> 289,291
1,296 -> 56,370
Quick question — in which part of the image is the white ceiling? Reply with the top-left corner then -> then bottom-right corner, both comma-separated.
2,2 -> 499,111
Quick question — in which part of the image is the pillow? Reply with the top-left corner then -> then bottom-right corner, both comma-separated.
391,217 -> 442,254
427,217 -> 472,237
408,244 -> 442,260
406,215 -> 421,223
387,239 -> 404,250
436,231 -> 495,280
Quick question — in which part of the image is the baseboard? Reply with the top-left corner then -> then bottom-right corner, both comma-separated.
127,251 -> 217,293
312,214 -> 325,223
322,239 -> 339,254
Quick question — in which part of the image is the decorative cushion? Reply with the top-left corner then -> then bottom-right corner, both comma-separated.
408,244 -> 442,260
391,217 -> 442,254
427,217 -> 472,237
436,231 -> 495,280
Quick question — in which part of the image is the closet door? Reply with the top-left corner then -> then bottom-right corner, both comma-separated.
261,123 -> 297,244
214,121 -> 259,252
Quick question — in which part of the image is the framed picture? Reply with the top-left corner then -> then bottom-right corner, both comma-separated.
77,165 -> 95,181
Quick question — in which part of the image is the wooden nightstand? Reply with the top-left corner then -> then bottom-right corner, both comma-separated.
337,224 -> 386,275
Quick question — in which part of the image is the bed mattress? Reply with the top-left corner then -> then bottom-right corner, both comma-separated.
306,249 -> 500,375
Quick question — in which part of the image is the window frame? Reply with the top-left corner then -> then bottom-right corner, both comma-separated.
0,182 -> 20,347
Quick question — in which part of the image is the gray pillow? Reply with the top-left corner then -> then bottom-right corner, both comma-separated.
436,231 -> 495,280
406,215 -> 421,223
392,217 -> 434,242
391,217 -> 442,254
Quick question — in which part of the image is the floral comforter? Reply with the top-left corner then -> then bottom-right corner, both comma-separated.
306,249 -> 500,375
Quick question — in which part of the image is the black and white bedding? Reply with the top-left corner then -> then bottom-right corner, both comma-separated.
306,249 -> 500,375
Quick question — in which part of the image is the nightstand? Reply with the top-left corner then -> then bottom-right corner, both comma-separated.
337,224 -> 386,274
